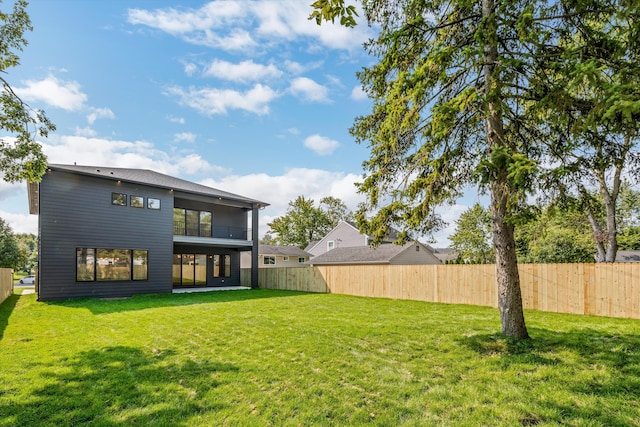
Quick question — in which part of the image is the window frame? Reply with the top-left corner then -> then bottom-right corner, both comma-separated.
327,241 -> 335,250
298,257 -> 306,264
130,195 -> 144,208
263,256 -> 276,265
147,198 -> 161,210
112,192 -> 127,206
76,247 -> 148,282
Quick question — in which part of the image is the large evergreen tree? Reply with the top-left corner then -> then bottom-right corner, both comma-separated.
311,0 -> 637,338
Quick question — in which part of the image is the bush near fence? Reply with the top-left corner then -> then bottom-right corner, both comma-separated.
0,269 -> 13,305
241,263 -> 640,320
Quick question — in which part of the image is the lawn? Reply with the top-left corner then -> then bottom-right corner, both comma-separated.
0,289 -> 639,426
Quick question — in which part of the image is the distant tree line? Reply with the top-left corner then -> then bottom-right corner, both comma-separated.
450,183 -> 640,264
0,217 -> 37,273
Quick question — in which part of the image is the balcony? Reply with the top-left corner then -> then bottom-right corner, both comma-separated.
173,221 -> 251,241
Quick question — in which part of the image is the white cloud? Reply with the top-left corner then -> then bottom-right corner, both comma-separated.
289,77 -> 330,103
14,75 -> 87,111
303,134 -> 340,156
0,210 -> 38,234
350,85 -> 367,101
203,59 -> 283,82
174,132 -> 197,143
127,1 -> 372,53
41,135 -> 222,177
183,62 -> 198,76
167,115 -> 186,124
87,107 -> 115,125
74,126 -> 98,137
166,84 -> 279,115
200,168 -> 364,236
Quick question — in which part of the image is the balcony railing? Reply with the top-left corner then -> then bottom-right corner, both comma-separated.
173,222 -> 251,240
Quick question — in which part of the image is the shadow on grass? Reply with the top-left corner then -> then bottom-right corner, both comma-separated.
0,294 -> 20,340
459,328 -> 640,425
0,345 -> 238,426
45,288 -> 309,315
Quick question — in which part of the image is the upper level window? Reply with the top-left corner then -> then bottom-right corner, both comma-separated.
200,211 -> 212,237
186,209 -> 199,236
148,198 -> 161,209
327,241 -> 335,250
130,195 -> 144,208
283,256 -> 289,262
264,256 -> 275,265
173,208 -> 213,237
112,193 -> 127,206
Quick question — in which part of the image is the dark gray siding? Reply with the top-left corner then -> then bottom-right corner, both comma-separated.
38,171 -> 174,300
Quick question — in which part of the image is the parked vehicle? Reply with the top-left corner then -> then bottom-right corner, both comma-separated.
19,275 -> 35,285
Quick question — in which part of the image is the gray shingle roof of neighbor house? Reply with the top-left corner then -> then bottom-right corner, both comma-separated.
310,241 -> 440,265
259,244 -> 312,257
44,164 -> 269,207
616,250 -> 640,262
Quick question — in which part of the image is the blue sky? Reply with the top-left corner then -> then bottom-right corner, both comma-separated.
1,0 -> 474,245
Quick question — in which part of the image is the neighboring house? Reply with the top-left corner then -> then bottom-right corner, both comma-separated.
305,221 -> 400,258
309,241 -> 442,265
28,164 -> 268,301
433,248 -> 459,263
616,250 -> 640,262
240,244 -> 312,268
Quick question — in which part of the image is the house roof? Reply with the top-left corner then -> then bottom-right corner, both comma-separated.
45,164 -> 268,207
432,247 -> 459,263
259,245 -> 311,257
616,250 -> 640,262
310,241 -> 439,265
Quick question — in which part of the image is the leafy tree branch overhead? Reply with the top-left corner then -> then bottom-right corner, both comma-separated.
0,0 -> 55,183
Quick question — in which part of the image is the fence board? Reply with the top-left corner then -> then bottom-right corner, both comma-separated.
243,263 -> 640,320
0,268 -> 12,305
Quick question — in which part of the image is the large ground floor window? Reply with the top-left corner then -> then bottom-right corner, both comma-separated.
172,253 -> 233,286
172,254 -> 207,285
77,248 -> 148,282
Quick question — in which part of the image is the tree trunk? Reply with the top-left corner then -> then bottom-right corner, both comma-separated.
483,0 -> 529,339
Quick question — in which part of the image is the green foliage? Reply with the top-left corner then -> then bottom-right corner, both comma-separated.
0,217 -> 23,269
267,196 -> 353,248
13,232 -> 37,273
516,205 -> 596,264
309,0 -> 358,27
527,4 -> 640,261
0,0 -> 54,183
450,203 -> 494,264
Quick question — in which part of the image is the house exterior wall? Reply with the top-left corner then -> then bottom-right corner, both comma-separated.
240,252 -> 309,268
391,243 -> 442,265
38,170 -> 174,300
307,222 -> 367,257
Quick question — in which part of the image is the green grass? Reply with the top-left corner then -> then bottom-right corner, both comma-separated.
1,290 -> 639,426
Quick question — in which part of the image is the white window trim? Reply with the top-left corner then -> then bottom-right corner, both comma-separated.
263,256 -> 276,265
327,240 -> 335,250
283,256 -> 289,261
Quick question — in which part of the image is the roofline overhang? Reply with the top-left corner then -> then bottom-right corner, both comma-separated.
46,165 -> 269,209
27,182 -> 39,215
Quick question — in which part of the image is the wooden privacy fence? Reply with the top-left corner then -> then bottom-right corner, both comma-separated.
0,269 -> 13,305
241,263 -> 640,320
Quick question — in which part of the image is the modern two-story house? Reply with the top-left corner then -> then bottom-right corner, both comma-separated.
28,164 -> 268,301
